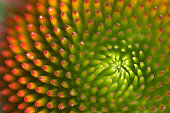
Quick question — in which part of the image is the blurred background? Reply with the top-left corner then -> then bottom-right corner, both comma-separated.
0,1 -> 6,22
0,0 -> 22,112
0,0 -> 23,23
0,0 -> 21,21
0,0 -> 23,40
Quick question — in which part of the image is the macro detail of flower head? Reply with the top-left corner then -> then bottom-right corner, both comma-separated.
0,0 -> 169,113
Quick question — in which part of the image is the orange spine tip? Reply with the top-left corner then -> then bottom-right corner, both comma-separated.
54,70 -> 64,77
15,55 -> 28,63
124,4 -> 132,16
138,4 -> 144,14
50,15 -> 59,27
75,64 -> 80,71
66,72 -> 72,79
95,10 -> 103,22
61,12 -> 71,25
33,59 -> 45,67
48,7 -> 57,16
60,3 -> 70,14
58,91 -> 68,98
25,3 -> 36,14
5,59 -> 19,68
39,76 -> 50,83
31,70 -> 41,78
112,9 -> 121,21
79,103 -> 86,111
65,25 -> 74,36
54,27 -> 64,37
84,9 -> 91,22
27,82 -> 39,90
35,97 -> 48,107
3,74 -> 16,82
18,77 -> 30,85
40,25 -> 51,35
69,89 -> 77,96
34,42 -> 46,52
43,50 -> 51,59
47,88 -> 58,97
18,34 -> 31,43
72,0 -> 79,10
18,102 -> 28,110
116,0 -> 124,9
7,36 -> 19,44
26,52 -> 38,60
59,48 -> 68,59
75,18 -> 83,34
45,34 -> 57,43
24,13 -> 37,24
13,14 -> 24,25
1,50 -> 14,58
48,0 -> 58,7
50,56 -> 60,65
6,28 -> 16,36
17,89 -> 29,97
20,42 -> 33,51
21,63 -> 34,71
105,15 -> 112,28
104,3 -> 112,16
69,54 -> 76,64
27,24 -> 39,32
8,95 -> 21,103
102,107 -> 109,112
36,3 -> 47,15
30,32 -> 43,42
36,86 -> 48,94
47,99 -> 57,108
91,107 -> 97,112
72,10 -> 80,21
15,25 -> 27,33
87,19 -> 94,32
58,102 -> 67,110
60,37 -> 69,47
71,31 -> 79,43
94,0 -> 101,11
61,60 -> 69,69
97,22 -> 105,33
69,99 -> 77,107
24,94 -> 37,102
61,81 -> 69,88
11,68 -> 24,77
39,15 -> 50,25
9,45 -> 24,54
1,88 -> 14,96
9,82 -> 22,90
84,0 -> 90,10
50,79 -> 60,87
42,65 -> 54,73
24,106 -> 37,113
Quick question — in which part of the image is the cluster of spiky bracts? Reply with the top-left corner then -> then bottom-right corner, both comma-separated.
0,0 -> 170,113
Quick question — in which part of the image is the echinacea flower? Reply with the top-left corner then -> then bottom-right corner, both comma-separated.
0,0 -> 169,113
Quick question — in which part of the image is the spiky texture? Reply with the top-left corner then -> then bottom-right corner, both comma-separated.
0,0 -> 170,113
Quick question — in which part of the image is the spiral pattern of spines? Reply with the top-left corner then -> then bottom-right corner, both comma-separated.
0,0 -> 169,113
